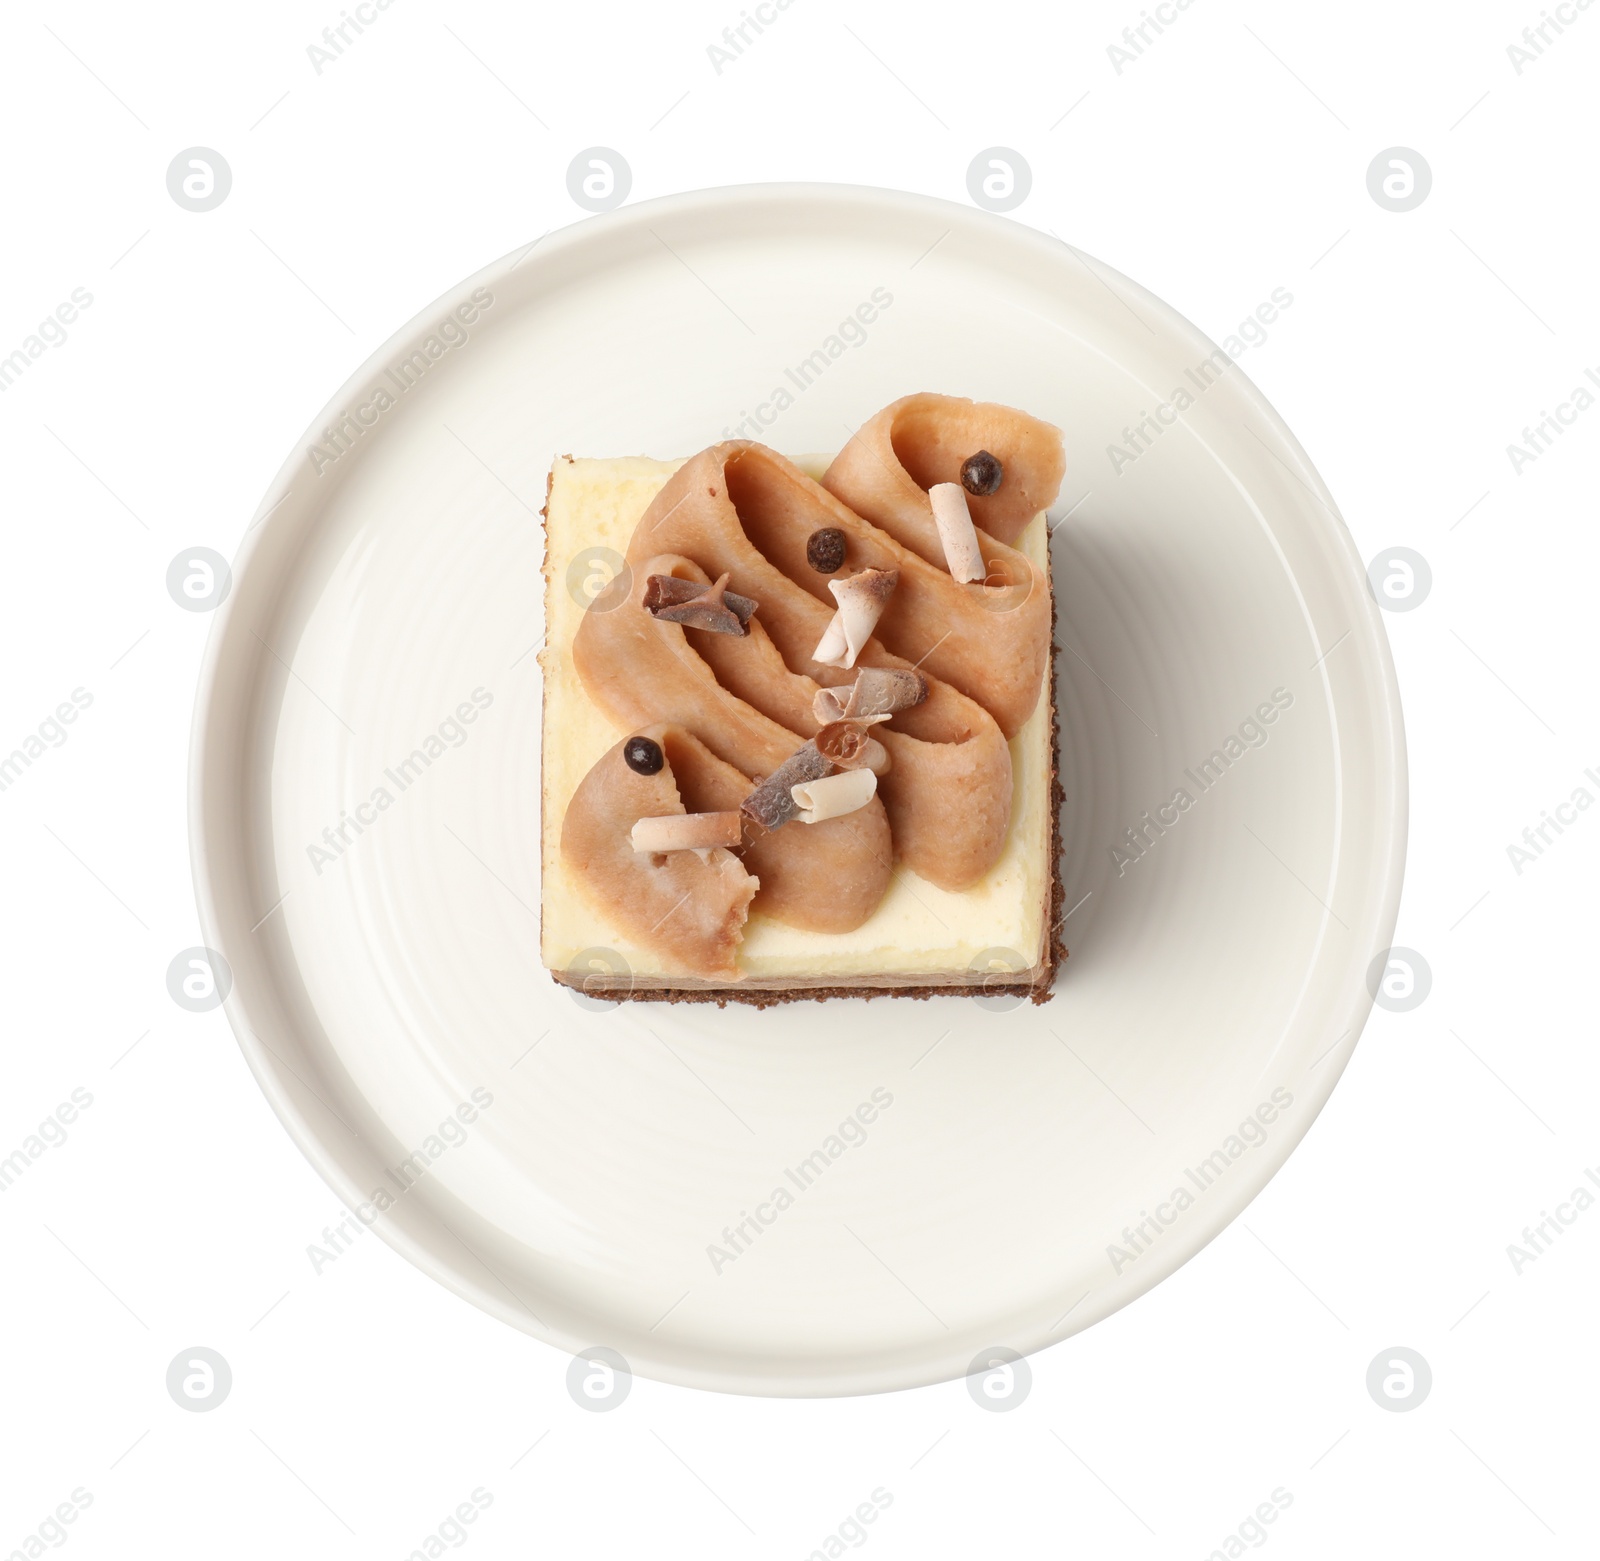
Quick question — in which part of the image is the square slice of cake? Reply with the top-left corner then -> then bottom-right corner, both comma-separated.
539,393 -> 1065,1004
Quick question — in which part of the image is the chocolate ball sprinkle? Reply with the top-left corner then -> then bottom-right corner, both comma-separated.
960,450 -> 1004,496
623,736 -> 664,775
806,527 -> 846,573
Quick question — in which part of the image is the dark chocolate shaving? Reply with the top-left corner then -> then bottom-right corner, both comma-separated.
739,742 -> 833,831
643,572 -> 757,636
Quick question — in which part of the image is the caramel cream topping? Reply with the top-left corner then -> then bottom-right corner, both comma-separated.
560,726 -> 757,981
693,440 -> 1050,739
822,391 -> 1066,552
563,400 -> 1062,973
573,450 -> 1019,893
571,563 -> 895,932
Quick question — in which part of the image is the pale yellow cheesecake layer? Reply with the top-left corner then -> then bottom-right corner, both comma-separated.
540,455 -> 1053,982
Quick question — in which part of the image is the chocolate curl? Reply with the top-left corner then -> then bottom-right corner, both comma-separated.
928,482 -> 987,583
814,720 -> 889,776
739,742 -> 832,831
643,572 -> 757,636
812,666 -> 928,724
811,568 -> 898,669
811,684 -> 849,724
630,811 -> 744,853
790,768 -> 877,825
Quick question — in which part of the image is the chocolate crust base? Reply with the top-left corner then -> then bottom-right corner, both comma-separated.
551,976 -> 1053,1010
551,595 -> 1067,1009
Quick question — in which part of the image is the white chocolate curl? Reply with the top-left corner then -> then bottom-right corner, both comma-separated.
789,768 -> 878,824
811,568 -> 898,669
928,482 -> 986,584
630,811 -> 743,853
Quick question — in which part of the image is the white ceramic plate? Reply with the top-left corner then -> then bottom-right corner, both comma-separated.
191,184 -> 1406,1396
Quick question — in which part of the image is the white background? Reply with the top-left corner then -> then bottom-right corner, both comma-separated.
2,0 -> 1597,1556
